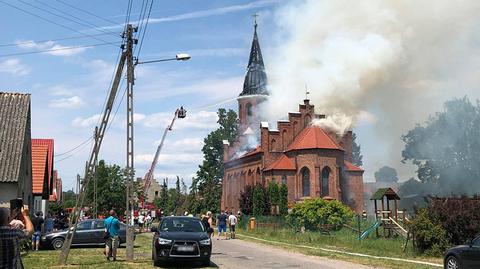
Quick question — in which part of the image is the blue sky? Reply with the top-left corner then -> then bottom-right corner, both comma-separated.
2,0 -> 480,192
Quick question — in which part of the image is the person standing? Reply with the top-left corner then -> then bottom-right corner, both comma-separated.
228,212 -> 237,239
104,210 -> 120,261
31,211 -> 44,251
45,214 -> 54,233
138,214 -> 145,232
0,207 -> 34,269
145,214 -> 152,231
216,210 -> 228,240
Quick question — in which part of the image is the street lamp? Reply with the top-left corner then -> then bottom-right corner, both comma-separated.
135,53 -> 191,65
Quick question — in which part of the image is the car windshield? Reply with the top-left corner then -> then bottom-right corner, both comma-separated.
160,218 -> 205,233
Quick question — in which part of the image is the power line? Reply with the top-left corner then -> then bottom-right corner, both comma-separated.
55,136 -> 94,157
19,0 -> 118,38
0,33 -> 114,48
0,0 -> 118,46
0,42 -> 115,58
54,138 -> 93,163
135,0 -> 154,59
55,0 -> 120,26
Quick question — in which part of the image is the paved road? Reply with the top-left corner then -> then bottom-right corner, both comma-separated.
210,237 -> 374,269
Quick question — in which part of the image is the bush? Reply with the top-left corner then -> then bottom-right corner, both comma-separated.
279,184 -> 288,215
286,198 -> 354,231
239,185 -> 254,215
267,181 -> 280,205
252,184 -> 266,216
409,208 -> 449,256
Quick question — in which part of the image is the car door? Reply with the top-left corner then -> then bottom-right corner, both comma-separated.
464,236 -> 480,268
72,220 -> 93,245
92,220 -> 106,244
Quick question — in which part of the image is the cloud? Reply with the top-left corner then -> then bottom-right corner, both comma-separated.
48,85 -> 73,96
49,96 -> 85,108
143,110 -> 218,130
99,0 -> 280,31
72,114 -> 101,127
15,40 -> 87,56
0,59 -> 30,76
155,137 -> 204,150
135,153 -> 203,165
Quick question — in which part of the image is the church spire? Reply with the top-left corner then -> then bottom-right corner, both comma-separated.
240,17 -> 268,96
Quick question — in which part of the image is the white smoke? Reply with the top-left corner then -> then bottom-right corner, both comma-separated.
311,114 -> 353,136
261,0 -> 480,178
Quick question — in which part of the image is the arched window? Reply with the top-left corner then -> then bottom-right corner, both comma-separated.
293,121 -> 298,136
281,175 -> 287,185
304,114 -> 311,126
270,139 -> 276,152
246,103 -> 253,116
301,167 -> 310,197
321,167 -> 330,197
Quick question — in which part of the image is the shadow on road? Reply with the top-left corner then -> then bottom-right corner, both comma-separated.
155,260 -> 219,268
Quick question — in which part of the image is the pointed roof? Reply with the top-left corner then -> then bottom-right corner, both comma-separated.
240,22 -> 268,96
32,139 -> 54,193
287,126 -> 344,152
264,154 -> 296,171
32,144 -> 48,194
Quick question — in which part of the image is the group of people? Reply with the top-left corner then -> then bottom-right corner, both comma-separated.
135,213 -> 152,232
201,209 -> 238,240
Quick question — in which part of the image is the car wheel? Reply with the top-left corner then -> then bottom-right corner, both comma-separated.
52,238 -> 65,250
201,258 -> 211,267
445,255 -> 461,269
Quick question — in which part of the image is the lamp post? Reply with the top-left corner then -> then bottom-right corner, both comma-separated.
135,53 -> 191,65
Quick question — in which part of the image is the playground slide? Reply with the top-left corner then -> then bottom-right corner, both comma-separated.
358,221 -> 381,240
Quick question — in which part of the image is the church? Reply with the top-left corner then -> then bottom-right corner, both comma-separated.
221,22 -> 364,213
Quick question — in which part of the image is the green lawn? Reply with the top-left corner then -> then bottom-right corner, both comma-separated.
23,233 -> 156,269
238,227 -> 443,269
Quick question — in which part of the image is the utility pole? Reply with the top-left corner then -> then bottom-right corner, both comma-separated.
125,23 -> 136,262
58,24 -> 129,265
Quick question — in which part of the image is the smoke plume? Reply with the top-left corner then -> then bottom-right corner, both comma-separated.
262,0 -> 480,179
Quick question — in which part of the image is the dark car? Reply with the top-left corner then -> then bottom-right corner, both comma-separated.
41,218 -> 129,250
151,216 -> 212,267
444,235 -> 480,269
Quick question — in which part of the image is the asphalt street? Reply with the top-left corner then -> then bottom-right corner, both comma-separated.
210,237 -> 375,269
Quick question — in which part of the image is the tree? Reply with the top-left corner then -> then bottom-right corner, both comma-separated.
267,181 -> 280,205
374,166 -> 399,183
154,180 -> 169,212
402,96 -> 480,195
279,183 -> 289,215
252,184 -> 266,216
187,108 -> 238,214
85,160 -> 128,216
239,185 -> 254,215
351,132 -> 363,166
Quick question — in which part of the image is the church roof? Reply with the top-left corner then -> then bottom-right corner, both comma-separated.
264,154 -> 296,171
344,161 -> 364,172
287,126 -> 344,152
239,23 -> 268,97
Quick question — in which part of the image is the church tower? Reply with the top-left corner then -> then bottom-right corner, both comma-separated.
238,20 -> 268,134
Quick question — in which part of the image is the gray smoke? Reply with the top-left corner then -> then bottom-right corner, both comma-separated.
261,0 -> 480,179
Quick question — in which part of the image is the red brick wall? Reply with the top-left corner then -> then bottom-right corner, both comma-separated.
342,171 -> 365,213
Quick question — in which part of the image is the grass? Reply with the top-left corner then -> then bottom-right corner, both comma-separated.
23,233 -> 158,269
238,227 -> 444,269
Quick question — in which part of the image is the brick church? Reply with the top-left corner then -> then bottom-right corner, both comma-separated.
221,23 -> 365,213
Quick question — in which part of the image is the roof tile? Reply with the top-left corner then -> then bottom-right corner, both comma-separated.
264,154 -> 295,171
287,126 -> 343,152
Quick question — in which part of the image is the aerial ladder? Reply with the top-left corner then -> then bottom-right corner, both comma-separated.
141,106 -> 186,208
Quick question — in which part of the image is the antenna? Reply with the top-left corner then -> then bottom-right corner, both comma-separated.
252,13 -> 259,28
305,83 -> 310,100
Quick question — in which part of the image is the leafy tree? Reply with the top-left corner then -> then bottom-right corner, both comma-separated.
351,132 -> 363,166
252,184 -> 266,216
85,160 -> 128,216
402,97 -> 480,195
154,180 -> 169,212
239,185 -> 254,215
267,181 -> 280,205
279,183 -> 289,215
374,166 -> 399,183
187,108 -> 238,214
286,198 -> 354,231
408,208 -> 449,256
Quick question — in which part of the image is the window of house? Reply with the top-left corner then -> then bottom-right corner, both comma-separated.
270,139 -> 276,152
321,167 -> 330,197
301,167 -> 310,197
246,103 -> 253,116
281,175 -> 287,185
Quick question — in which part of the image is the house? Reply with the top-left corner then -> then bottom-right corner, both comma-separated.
31,139 -> 54,215
0,92 -> 33,209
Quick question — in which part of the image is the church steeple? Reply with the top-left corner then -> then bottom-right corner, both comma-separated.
240,19 -> 268,96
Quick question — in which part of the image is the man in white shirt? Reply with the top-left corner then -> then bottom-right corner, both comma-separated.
138,214 -> 145,232
228,213 -> 237,239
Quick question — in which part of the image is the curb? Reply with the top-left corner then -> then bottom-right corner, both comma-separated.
237,233 -> 443,268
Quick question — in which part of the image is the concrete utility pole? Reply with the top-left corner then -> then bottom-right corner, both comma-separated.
58,24 -> 131,265
125,23 -> 136,261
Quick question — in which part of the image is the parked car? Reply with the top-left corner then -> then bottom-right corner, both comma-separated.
151,216 -> 212,267
41,218 -> 130,250
444,234 -> 480,269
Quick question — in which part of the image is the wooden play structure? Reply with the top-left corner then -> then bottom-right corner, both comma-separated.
370,188 -> 409,238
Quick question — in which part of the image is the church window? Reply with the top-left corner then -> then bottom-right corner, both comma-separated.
247,103 -> 253,116
293,121 -> 298,136
282,130 -> 287,150
270,139 -> 276,151
321,167 -> 330,197
301,167 -> 310,197
304,114 -> 311,126
281,175 -> 287,185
